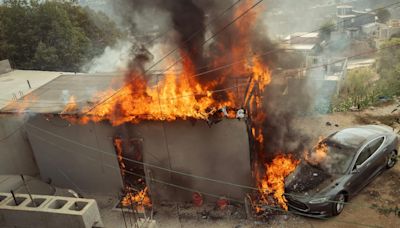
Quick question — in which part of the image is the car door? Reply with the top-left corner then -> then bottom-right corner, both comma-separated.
346,137 -> 385,195
346,145 -> 373,195
364,137 -> 386,177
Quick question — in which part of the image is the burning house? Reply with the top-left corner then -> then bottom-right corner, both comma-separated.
0,1 -> 311,225
1,72 -> 253,203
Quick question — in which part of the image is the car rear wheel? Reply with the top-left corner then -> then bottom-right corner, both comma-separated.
386,150 -> 397,169
333,193 -> 345,216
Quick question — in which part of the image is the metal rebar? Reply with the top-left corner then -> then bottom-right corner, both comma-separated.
10,190 -> 18,205
119,193 -> 128,228
20,174 -> 36,207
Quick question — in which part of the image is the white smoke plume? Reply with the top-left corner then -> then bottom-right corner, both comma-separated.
82,40 -> 134,73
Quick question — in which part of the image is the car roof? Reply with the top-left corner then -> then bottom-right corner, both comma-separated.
329,125 -> 384,149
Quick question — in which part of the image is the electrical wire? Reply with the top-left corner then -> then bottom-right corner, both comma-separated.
4,41 -> 398,114
82,41 -> 400,110
83,1 -> 400,110
143,0 -> 243,74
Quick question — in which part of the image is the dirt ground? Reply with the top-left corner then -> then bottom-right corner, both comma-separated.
96,101 -> 400,228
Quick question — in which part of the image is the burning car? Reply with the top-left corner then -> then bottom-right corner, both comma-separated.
284,125 -> 398,217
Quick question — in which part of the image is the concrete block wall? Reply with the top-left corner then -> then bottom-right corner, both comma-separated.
0,193 -> 103,228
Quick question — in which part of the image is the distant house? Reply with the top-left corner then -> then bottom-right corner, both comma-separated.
388,19 -> 400,37
282,32 -> 321,54
361,21 -> 400,47
336,5 -> 376,32
362,22 -> 390,41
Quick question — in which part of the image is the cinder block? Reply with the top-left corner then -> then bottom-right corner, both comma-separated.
0,193 -> 103,228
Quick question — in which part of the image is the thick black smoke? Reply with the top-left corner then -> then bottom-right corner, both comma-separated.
166,0 -> 206,68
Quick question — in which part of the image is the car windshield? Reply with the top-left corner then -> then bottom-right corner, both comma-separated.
306,139 -> 357,174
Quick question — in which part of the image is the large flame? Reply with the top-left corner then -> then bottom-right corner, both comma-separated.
257,154 -> 299,211
62,53 -> 241,126
57,0 -> 270,127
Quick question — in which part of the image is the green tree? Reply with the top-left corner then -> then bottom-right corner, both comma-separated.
0,0 -> 121,72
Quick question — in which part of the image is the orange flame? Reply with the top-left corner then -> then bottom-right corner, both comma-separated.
71,56 -> 239,126
304,137 -> 328,165
257,154 -> 299,211
61,96 -> 78,114
121,187 -> 152,208
113,138 -> 125,177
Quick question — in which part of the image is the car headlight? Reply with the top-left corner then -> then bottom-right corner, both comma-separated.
309,197 -> 328,204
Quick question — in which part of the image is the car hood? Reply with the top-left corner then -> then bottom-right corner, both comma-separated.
285,161 -> 340,198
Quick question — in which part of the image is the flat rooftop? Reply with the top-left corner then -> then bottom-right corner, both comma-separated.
0,73 -> 124,114
0,70 -> 67,110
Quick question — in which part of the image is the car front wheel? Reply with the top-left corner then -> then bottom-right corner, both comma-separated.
386,150 -> 398,169
333,193 -> 345,216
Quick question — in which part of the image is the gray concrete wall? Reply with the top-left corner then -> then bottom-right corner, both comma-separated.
25,115 -> 123,195
129,120 -> 252,203
0,115 -> 38,176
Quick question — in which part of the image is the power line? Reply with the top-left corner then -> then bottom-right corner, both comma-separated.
152,0 -> 265,75
82,2 -> 400,110
3,41 -> 399,124
81,40 -> 400,110
143,0 -> 243,74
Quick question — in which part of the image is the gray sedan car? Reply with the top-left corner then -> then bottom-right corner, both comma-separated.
284,125 -> 398,217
